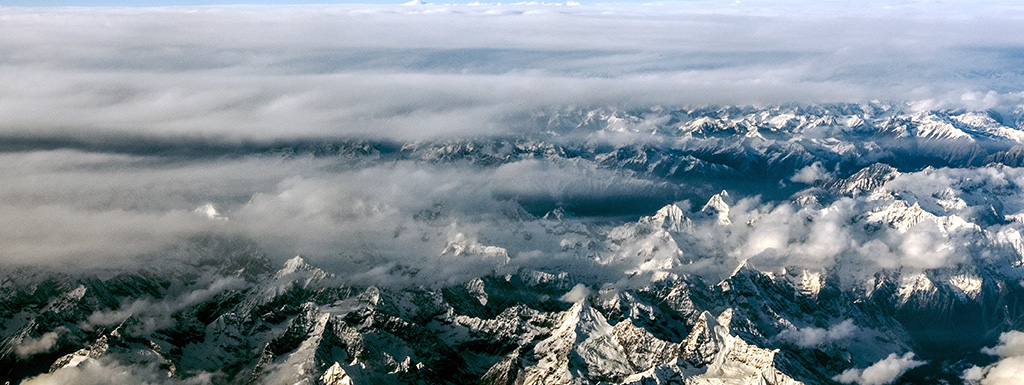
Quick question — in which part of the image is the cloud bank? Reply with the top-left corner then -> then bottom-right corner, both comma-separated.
964,330 -> 1024,385
833,353 -> 925,385
23,358 -> 213,385
3,5 -> 1024,383
777,320 -> 858,348
2,2 -> 1024,288
2,1 -> 1024,143
15,327 -> 68,359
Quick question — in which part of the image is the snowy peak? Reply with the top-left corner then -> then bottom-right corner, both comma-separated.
897,273 -> 938,306
681,116 -> 722,136
778,267 -> 824,298
682,311 -> 725,366
993,227 -> 1024,267
442,233 -> 510,264
519,300 -> 633,384
720,259 -> 773,294
679,309 -> 802,385
605,205 -> 689,275
237,256 -> 334,314
276,255 -> 325,278
701,190 -> 733,225
948,273 -> 983,299
610,319 -> 678,372
912,112 -> 975,141
834,163 -> 899,197
651,204 -> 690,233
866,200 -> 977,234
272,255 -> 332,286
321,362 -> 355,385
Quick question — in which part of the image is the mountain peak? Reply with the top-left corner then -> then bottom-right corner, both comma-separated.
729,259 -> 754,278
701,191 -> 733,225
275,255 -> 327,279
194,203 -> 227,220
321,362 -> 355,385
897,273 -> 939,306
520,298 -> 633,384
835,163 -> 900,196
652,204 -> 689,232
779,267 -> 824,298
442,233 -> 510,264
280,255 -> 308,273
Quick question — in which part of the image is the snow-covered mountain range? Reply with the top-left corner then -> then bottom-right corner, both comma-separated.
4,103 -> 1024,384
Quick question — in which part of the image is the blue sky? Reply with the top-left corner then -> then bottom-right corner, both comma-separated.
4,0 -> 416,5
2,0 -> 596,5
2,0 -> 400,5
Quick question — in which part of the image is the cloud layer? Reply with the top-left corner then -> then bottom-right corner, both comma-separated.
777,320 -> 858,348
964,331 -> 1024,385
2,1 -> 1024,143
834,353 -> 925,385
2,4 -> 1024,385
2,2 -> 1024,287
23,358 -> 213,385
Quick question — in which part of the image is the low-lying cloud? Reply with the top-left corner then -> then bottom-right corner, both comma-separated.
834,353 -> 925,385
23,358 -> 213,385
964,330 -> 1024,385
15,327 -> 68,359
2,2 -> 1024,288
2,145 -> 1022,288
777,320 -> 859,348
789,162 -> 832,184
81,276 -> 248,334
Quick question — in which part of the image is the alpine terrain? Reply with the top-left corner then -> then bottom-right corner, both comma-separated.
4,104 -> 1024,384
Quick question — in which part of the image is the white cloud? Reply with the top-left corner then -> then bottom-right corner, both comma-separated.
560,283 -> 591,303
982,330 -> 1024,358
2,3 -> 1024,382
964,330 -> 1024,385
897,224 -> 956,270
0,3 -> 1020,286
790,162 -> 832,184
1,146 -> 1011,288
81,276 -> 249,333
833,352 -> 925,385
15,327 -> 68,358
0,2 -> 1022,145
22,358 -> 212,385
777,320 -> 858,348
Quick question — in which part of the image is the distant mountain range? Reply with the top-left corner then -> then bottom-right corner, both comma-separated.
5,103 -> 1024,384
